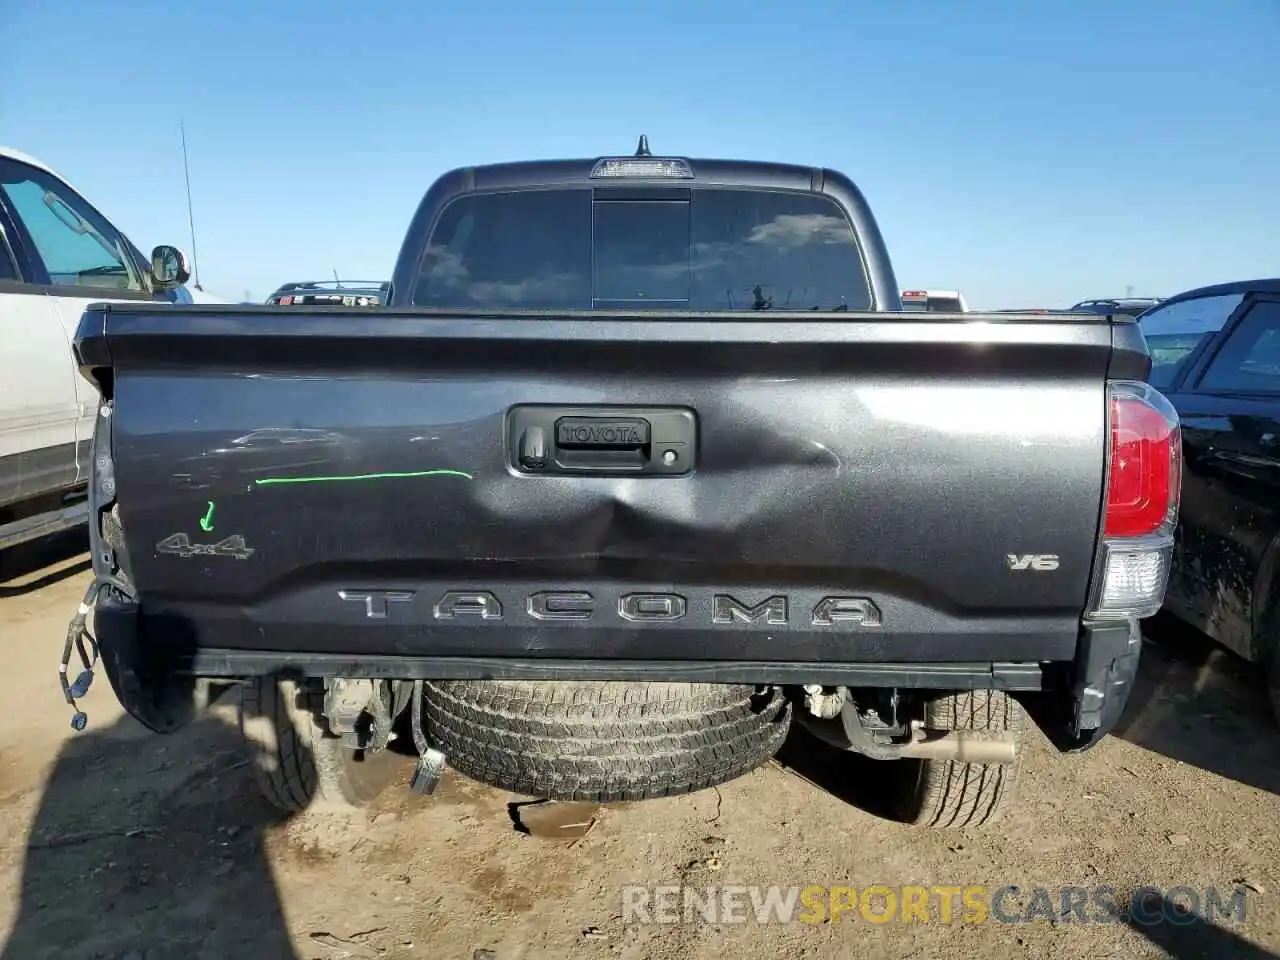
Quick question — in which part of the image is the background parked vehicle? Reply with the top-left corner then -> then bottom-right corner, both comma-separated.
0,146 -> 191,553
899,288 -> 968,312
267,280 -> 390,306
1138,279 -> 1280,722
1069,297 -> 1162,317
164,284 -> 233,304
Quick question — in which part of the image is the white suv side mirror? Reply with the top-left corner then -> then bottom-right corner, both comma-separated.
150,245 -> 191,291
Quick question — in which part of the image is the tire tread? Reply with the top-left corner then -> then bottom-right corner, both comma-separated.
424,680 -> 790,802
899,690 -> 1025,829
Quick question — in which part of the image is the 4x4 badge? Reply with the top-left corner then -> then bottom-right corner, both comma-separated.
156,532 -> 255,560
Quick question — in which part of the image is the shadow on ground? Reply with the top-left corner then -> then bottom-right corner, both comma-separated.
771,726 -> 910,823
1114,612 -> 1280,796
0,529 -> 90,598
0,710 -> 300,960
1125,889 -> 1280,959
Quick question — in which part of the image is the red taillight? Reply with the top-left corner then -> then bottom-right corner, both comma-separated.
1104,386 -> 1181,538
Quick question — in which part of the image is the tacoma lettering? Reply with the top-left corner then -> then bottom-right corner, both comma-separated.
333,588 -> 880,626
712,594 -> 788,625
619,593 -> 687,622
338,589 -> 416,619
811,597 -> 883,626
433,590 -> 503,620
528,591 -> 593,620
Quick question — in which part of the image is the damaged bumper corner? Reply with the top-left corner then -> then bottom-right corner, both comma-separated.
92,594 -> 204,734
1051,618 -> 1143,753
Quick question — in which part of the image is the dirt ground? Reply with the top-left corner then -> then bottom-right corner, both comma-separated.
1,533 -> 1279,960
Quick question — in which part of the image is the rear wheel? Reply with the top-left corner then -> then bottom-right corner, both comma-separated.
238,676 -> 405,814
423,680 -> 791,802
892,690 -> 1025,828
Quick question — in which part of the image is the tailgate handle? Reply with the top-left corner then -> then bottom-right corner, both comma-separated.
553,417 -> 651,470
509,406 -> 696,476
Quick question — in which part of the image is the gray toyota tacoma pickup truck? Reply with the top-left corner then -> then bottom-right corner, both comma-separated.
65,141 -> 1182,828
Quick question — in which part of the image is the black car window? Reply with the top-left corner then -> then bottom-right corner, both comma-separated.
1196,301 -> 1280,394
413,187 -> 871,311
1138,293 -> 1245,390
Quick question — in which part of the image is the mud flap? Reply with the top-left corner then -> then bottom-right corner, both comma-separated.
95,597 -> 202,734
1050,619 -> 1142,753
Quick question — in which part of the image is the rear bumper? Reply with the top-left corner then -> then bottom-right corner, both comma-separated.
185,648 -> 1046,689
95,585 -> 1083,663
91,594 -> 1142,752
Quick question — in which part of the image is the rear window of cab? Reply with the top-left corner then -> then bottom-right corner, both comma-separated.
413,188 -> 871,312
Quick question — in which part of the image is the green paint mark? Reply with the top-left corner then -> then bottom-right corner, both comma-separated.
199,501 -> 216,532
253,469 -> 474,487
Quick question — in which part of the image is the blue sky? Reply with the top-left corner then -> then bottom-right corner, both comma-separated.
3,0 -> 1276,307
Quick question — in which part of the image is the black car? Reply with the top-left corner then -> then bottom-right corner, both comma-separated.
267,280 -> 389,307
1139,278 -> 1280,719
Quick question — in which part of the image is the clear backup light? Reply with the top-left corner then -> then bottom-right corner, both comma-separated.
1087,381 -> 1182,621
1094,545 -> 1173,619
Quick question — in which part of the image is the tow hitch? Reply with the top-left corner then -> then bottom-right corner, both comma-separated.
323,677 -> 446,794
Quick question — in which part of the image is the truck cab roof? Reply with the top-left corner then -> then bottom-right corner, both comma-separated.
392,147 -> 900,311
443,155 -> 823,191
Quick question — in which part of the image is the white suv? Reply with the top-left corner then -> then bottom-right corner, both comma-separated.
0,146 -> 191,552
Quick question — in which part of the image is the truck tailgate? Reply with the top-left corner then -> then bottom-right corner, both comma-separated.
84,310 -> 1112,665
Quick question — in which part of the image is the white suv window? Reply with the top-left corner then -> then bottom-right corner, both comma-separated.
1139,293 -> 1245,389
0,160 -> 143,292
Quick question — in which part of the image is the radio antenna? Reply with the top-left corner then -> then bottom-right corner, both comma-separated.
180,121 -> 201,289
